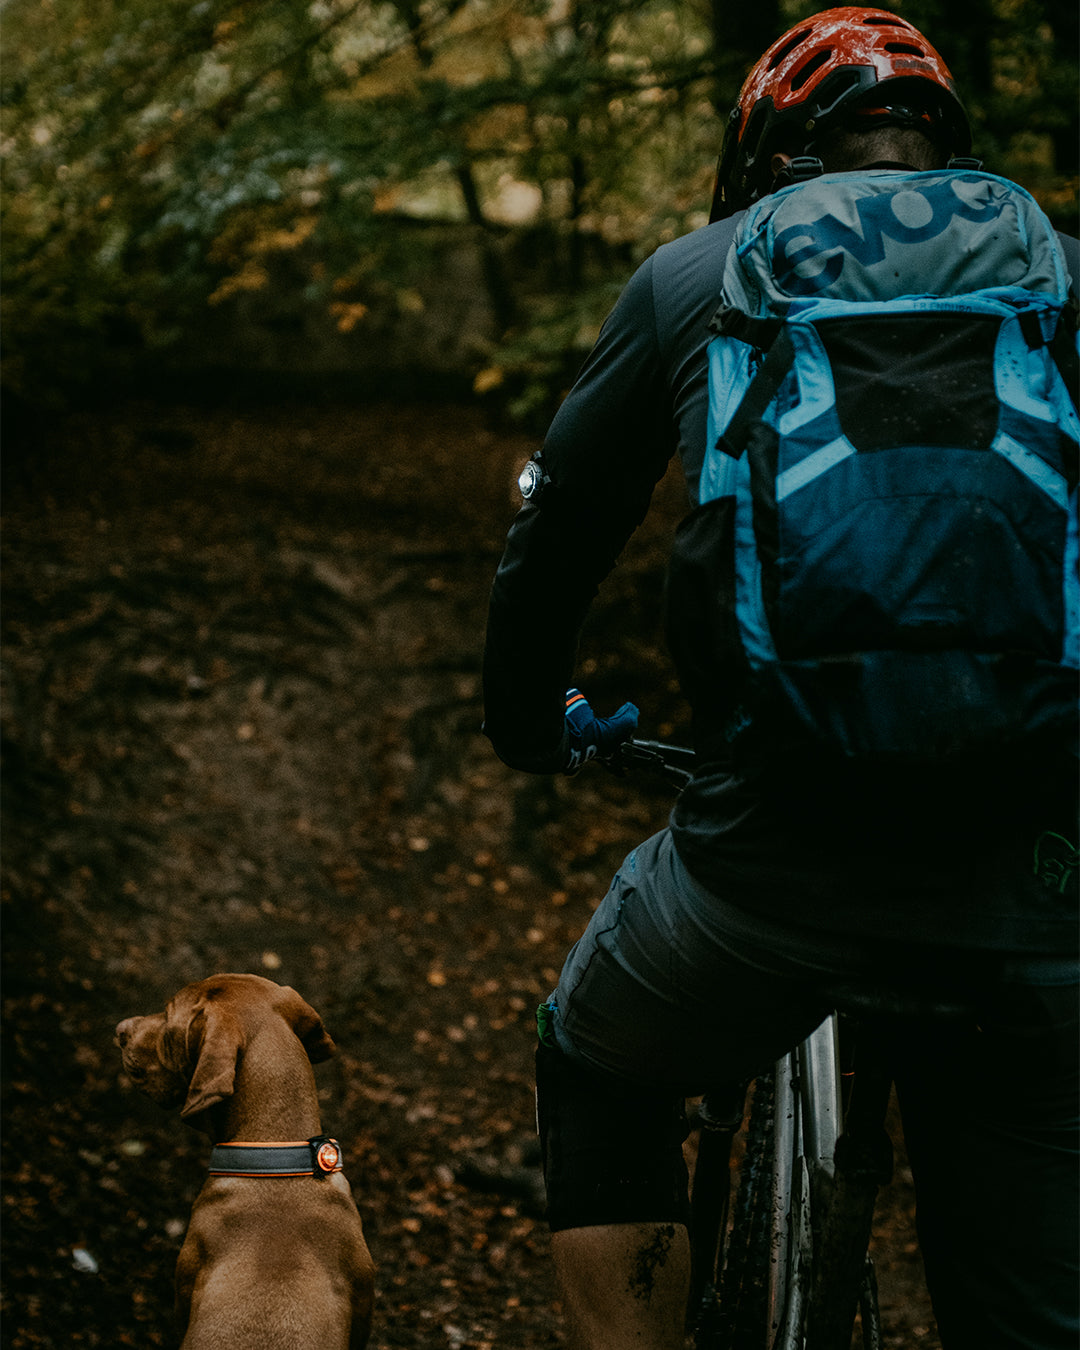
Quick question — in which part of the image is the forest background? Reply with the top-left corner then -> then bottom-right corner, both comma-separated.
3,0 -> 1078,428
2,3 -> 1078,1348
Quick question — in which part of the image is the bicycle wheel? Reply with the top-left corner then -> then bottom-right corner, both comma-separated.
691,1014 -> 883,1350
687,1083 -> 746,1339
691,1073 -> 775,1350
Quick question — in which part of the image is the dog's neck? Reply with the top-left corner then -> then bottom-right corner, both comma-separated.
211,1024 -> 324,1143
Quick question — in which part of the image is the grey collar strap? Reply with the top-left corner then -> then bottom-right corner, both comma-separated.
208,1135 -> 343,1178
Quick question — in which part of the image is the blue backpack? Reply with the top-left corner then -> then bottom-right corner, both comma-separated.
672,168 -> 1078,769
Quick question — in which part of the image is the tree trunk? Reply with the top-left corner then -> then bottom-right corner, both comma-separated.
709,0 -> 781,114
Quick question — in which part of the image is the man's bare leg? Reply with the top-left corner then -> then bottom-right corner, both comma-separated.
552,1221 -> 690,1350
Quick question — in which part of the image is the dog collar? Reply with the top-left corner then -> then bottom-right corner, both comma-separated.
208,1134 -> 344,1178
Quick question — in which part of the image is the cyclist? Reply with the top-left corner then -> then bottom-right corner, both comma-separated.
483,9 -> 1078,1350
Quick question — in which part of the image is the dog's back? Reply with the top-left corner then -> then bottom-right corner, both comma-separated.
177,1174 -> 374,1350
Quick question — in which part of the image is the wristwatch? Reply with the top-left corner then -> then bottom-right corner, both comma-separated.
518,456 -> 551,501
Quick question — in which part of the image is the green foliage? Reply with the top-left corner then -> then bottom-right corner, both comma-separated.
473,276 -> 626,428
898,0 -> 1078,224
1,0 -> 1075,412
3,0 -> 360,400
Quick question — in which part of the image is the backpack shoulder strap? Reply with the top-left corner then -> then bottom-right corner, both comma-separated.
1052,292 -> 1080,412
716,325 -> 798,459
709,302 -> 783,350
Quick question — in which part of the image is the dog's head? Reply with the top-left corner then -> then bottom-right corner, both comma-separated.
115,974 -> 336,1125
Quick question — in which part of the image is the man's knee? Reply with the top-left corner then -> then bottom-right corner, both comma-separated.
535,1039 -> 691,1233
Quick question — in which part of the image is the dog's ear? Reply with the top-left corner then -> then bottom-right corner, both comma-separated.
273,984 -> 337,1064
180,1003 -> 246,1119
161,986 -> 246,1120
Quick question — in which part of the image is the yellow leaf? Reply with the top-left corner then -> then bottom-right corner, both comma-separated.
329,301 -> 369,333
473,367 -> 504,395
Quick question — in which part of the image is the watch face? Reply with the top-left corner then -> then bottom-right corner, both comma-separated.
518,461 -> 543,499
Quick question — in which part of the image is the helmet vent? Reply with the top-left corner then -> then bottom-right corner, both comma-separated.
885,41 -> 927,56
768,28 -> 812,70
791,49 -> 832,91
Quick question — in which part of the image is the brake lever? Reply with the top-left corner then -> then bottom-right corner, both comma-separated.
613,738 -> 696,787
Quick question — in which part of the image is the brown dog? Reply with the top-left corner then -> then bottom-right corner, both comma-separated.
115,973 -> 375,1349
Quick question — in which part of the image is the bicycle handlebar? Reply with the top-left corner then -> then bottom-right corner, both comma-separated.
614,737 -> 696,788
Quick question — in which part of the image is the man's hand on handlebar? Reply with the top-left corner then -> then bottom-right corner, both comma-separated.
562,688 -> 639,775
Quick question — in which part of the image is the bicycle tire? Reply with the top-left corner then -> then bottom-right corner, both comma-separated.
687,1090 -> 744,1339
856,1257 -> 883,1350
692,1073 -> 776,1350
691,1014 -> 886,1350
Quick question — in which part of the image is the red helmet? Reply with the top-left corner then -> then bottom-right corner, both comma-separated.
712,7 -> 971,217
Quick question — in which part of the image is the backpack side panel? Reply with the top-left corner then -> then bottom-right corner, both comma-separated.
702,336 -> 757,502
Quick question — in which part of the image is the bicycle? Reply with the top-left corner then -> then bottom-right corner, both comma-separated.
615,737 -> 972,1350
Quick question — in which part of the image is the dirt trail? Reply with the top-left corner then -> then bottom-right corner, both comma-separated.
1,400 -> 938,1347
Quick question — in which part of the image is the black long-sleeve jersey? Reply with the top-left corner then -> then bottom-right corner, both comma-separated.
484,212 -> 1079,956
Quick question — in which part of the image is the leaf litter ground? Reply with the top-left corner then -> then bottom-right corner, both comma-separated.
2,400 -> 939,1348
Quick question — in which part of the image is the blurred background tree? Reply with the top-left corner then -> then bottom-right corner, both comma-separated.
2,0 -> 1076,422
